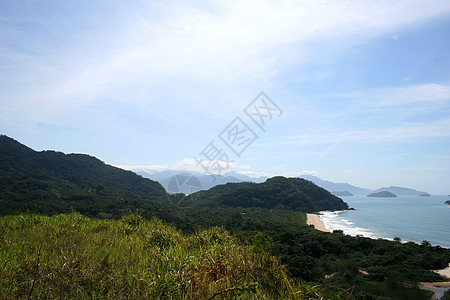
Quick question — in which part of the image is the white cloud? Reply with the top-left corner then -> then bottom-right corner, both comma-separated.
3,0 -> 450,123
340,119 -> 450,142
374,83 -> 450,106
238,164 -> 252,170
402,167 -> 448,171
333,83 -> 450,109
343,169 -> 361,175
289,117 -> 450,146
116,157 -> 237,174
282,170 -> 319,177
282,82 -> 450,148
236,170 -> 271,178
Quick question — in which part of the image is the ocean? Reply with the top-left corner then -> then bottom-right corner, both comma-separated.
320,195 -> 450,248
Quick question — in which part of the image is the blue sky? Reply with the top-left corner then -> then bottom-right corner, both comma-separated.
1,1 -> 450,193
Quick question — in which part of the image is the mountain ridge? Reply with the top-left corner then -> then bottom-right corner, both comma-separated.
137,169 -> 429,197
0,135 -> 169,217
192,176 -> 349,212
299,175 -> 373,195
139,170 -> 266,194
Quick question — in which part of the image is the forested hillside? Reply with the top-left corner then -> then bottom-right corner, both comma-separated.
0,135 -> 168,217
192,176 -> 348,212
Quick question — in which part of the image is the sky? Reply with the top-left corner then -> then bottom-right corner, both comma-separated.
1,0 -> 450,193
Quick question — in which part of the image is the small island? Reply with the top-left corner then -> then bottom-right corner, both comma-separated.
367,191 -> 397,197
419,193 -> 430,197
332,191 -> 354,196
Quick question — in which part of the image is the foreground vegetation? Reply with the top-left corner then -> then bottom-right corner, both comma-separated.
0,213 -> 347,299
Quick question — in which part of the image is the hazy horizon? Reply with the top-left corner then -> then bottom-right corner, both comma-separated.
1,1 -> 449,194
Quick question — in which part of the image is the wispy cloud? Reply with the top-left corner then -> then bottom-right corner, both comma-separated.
343,169 -> 361,175
2,1 -> 450,124
291,117 -> 450,145
117,157 -> 237,174
368,83 -> 449,107
282,170 -> 320,177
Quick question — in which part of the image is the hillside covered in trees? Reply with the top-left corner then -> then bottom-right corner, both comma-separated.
192,176 -> 348,212
0,135 -> 169,217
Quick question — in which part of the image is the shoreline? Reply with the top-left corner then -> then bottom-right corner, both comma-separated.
436,264 -> 450,279
419,265 -> 450,299
419,281 -> 450,300
306,213 -> 330,233
307,213 -> 450,298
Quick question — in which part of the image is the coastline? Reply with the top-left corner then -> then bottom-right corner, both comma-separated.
306,213 -> 330,233
330,195 -> 450,248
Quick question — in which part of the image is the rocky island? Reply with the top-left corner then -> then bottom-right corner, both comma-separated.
367,191 -> 397,197
419,193 -> 431,197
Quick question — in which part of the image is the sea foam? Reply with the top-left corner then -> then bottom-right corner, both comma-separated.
319,211 -> 377,238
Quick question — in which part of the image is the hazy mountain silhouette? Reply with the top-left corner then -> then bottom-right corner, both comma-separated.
373,186 -> 427,195
299,175 -> 373,195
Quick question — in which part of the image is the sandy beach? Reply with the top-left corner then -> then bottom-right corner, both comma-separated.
436,264 -> 450,279
418,263 -> 450,298
419,281 -> 450,299
306,213 -> 330,233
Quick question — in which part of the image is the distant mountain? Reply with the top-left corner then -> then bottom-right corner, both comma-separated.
139,170 -> 205,183
332,191 -> 354,196
193,176 -> 349,212
419,193 -> 431,197
373,186 -> 427,196
299,175 -> 373,195
163,173 -> 242,194
222,171 -> 267,183
0,135 -> 169,217
140,170 -> 266,194
367,191 -> 397,198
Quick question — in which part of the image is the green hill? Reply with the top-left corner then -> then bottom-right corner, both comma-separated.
192,176 -> 348,212
0,135 -> 169,217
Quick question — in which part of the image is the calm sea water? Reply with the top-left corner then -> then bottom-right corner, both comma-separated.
320,195 -> 450,248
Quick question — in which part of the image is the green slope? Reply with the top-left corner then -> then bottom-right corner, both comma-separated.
0,135 -> 169,217
192,176 -> 348,212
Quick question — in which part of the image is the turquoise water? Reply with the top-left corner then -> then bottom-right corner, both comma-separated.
320,195 -> 450,248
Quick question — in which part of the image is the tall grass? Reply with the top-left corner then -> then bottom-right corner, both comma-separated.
0,213 -> 332,299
